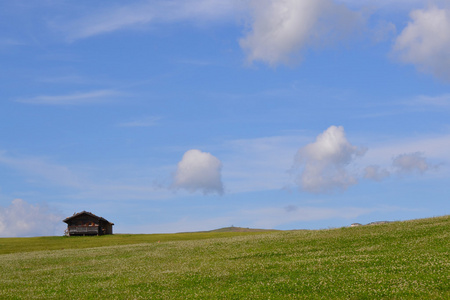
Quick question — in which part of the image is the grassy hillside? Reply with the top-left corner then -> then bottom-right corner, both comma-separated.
0,216 -> 448,299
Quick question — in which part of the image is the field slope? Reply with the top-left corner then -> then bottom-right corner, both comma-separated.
0,216 -> 448,299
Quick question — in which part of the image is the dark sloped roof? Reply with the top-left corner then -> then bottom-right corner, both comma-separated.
63,211 -> 114,225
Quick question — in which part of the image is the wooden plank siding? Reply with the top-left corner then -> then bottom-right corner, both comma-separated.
63,211 -> 114,236
68,225 -> 100,235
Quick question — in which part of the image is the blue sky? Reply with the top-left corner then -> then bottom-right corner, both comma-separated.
1,0 -> 449,237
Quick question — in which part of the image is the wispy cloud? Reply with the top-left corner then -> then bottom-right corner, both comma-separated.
16,90 -> 121,105
118,116 -> 161,128
413,94 -> 450,107
0,38 -> 24,48
0,152 -> 84,188
56,0 -> 241,41
0,151 -> 174,201
61,3 -> 154,41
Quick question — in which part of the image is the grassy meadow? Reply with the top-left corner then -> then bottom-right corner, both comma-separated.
0,216 -> 448,299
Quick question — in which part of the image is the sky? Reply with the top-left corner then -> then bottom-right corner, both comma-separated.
1,0 -> 449,237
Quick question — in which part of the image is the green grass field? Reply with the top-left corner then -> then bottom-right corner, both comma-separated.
0,216 -> 448,299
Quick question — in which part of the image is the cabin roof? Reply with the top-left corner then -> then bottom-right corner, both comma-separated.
63,211 -> 114,225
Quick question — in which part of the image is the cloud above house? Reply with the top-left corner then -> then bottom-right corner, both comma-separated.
0,199 -> 64,237
172,149 -> 224,195
239,0 -> 362,66
393,5 -> 450,81
291,126 -> 367,193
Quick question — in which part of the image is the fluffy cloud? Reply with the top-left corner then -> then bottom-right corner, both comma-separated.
292,126 -> 366,193
172,149 -> 224,195
0,199 -> 64,237
239,0 -> 362,65
392,152 -> 433,174
393,6 -> 450,81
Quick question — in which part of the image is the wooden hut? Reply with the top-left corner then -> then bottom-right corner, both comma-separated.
63,211 -> 114,236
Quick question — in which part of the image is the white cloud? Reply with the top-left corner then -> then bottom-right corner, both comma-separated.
393,6 -> 450,81
172,149 -> 224,195
239,0 -> 362,66
392,152 -> 433,174
292,126 -> 367,193
0,199 -> 64,237
16,90 -> 120,105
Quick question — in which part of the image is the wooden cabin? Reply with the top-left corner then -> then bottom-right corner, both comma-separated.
63,211 -> 114,236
